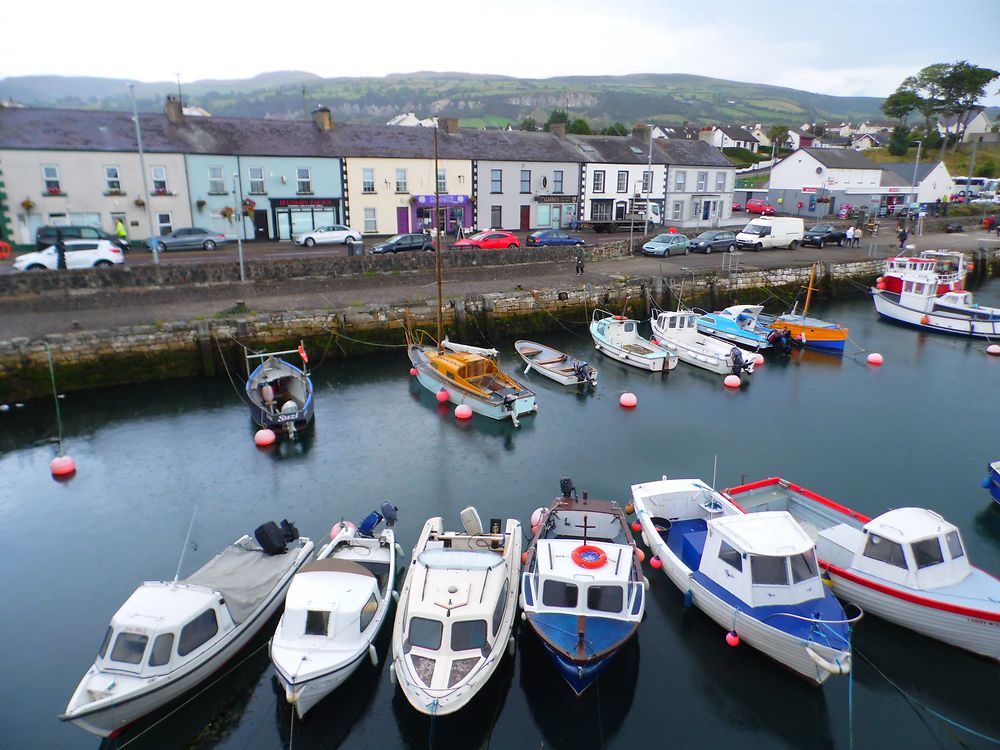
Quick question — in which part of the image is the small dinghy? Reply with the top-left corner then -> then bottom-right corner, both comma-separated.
727,477 -> 1000,661
521,478 -> 645,695
62,522 -> 314,738
245,342 -> 314,437
390,507 -> 522,716
651,309 -> 755,377
515,340 -> 597,386
590,309 -> 676,372
631,477 -> 856,684
271,504 -> 400,718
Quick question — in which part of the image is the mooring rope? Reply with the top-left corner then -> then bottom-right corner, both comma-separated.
214,333 -> 251,405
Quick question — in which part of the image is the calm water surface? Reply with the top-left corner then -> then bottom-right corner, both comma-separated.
3,282 -> 1000,750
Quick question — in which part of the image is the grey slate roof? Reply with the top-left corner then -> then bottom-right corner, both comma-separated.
883,162 -> 943,183
880,171 -> 910,187
799,146 -> 881,170
564,134 -> 671,165
718,125 -> 758,143
655,138 -> 735,167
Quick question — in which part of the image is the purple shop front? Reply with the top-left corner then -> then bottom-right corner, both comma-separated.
410,195 -> 472,233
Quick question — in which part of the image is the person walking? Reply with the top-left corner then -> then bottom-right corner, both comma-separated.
575,245 -> 586,275
55,229 -> 67,270
115,217 -> 128,249
897,227 -> 909,251
844,226 -> 854,247
852,225 -> 862,247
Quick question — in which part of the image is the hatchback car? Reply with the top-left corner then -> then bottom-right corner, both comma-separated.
293,224 -> 362,246
453,231 -> 520,250
641,233 -> 690,257
13,239 -> 124,271
369,233 -> 434,254
689,230 -> 736,254
746,199 -> 776,215
148,228 -> 229,252
36,225 -> 129,252
526,230 -> 585,247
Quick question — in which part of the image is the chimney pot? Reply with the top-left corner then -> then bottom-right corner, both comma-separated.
439,117 -> 459,134
632,124 -> 651,140
164,95 -> 184,125
312,105 -> 333,131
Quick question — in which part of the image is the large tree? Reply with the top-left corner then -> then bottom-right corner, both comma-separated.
888,125 -> 912,156
766,124 -> 788,155
543,109 -> 569,132
602,122 -> 628,136
881,90 -> 921,126
940,61 -> 999,148
567,118 -> 593,135
899,63 -> 950,134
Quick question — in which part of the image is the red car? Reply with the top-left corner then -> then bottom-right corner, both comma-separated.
746,199 -> 776,215
983,216 -> 997,231
453,230 -> 520,250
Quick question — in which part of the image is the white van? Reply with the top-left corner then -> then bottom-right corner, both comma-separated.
735,217 -> 804,251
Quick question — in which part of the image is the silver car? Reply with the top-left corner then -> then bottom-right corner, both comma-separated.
147,228 -> 229,252
293,224 -> 362,247
641,233 -> 690,257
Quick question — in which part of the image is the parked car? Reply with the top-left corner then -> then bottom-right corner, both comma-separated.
736,217 -> 804,251
731,202 -> 743,212
970,196 -> 1000,206
641,233 -> 690,257
293,225 -> 362,247
453,231 -> 520,250
801,224 -> 848,248
746,199 -> 776,215
689,230 -> 736,254
983,216 -> 997,231
36,225 -> 129,252
526,230 -> 585,247
13,239 -> 124,271
147,228 -> 229,252
369,233 -> 434,254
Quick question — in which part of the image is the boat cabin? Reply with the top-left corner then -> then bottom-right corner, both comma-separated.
718,305 -> 765,331
818,508 -> 971,590
881,251 -> 966,295
654,311 -> 700,337
699,512 -> 826,608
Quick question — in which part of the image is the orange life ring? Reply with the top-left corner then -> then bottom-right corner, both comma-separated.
572,544 -> 607,569
613,315 -> 625,320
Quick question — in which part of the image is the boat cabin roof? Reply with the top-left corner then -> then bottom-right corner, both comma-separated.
631,477 -> 715,503
863,507 -> 957,544
111,582 -> 220,632
284,560 -> 377,611
719,304 -> 763,318
432,351 -> 498,379
709,511 -> 813,556
535,538 -> 632,582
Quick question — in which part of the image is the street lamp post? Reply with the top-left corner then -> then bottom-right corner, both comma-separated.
679,266 -> 696,309
233,172 -> 246,282
128,84 -> 158,264
908,140 -> 922,233
644,124 -> 653,237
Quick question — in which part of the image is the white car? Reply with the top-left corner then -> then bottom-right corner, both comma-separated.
13,239 -> 124,271
293,224 -> 362,247
970,195 -> 1000,205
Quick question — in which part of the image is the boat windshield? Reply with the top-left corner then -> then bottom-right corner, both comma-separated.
586,585 -> 624,613
418,548 -> 503,570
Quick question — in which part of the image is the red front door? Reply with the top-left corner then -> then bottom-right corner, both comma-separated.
396,207 -> 409,234
520,205 -> 530,231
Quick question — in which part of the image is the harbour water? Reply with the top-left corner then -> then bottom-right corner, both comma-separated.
2,281 -> 1000,750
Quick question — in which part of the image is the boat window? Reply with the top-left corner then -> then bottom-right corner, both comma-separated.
178,609 -> 219,657
587,585 -> 624,613
862,534 -> 908,569
946,531 -> 965,559
668,317 -> 677,329
451,620 -> 487,651
789,549 -> 818,583
98,626 -> 112,659
914,283 -> 925,294
911,537 -> 944,569
491,580 -> 509,636
360,595 -> 378,632
110,632 -> 148,664
903,281 -> 914,293
718,540 -> 743,571
306,610 -> 330,636
624,322 -> 635,333
751,555 -> 789,586
542,580 -> 579,608
408,617 -> 443,650
148,633 -> 174,667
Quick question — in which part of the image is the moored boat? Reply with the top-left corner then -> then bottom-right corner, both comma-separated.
695,304 -> 773,351
985,462 -> 1000,506
270,504 -> 399,718
630,477 -> 855,684
515,340 -> 597,386
590,309 -> 676,372
758,263 -> 848,353
725,477 -> 1000,661
390,507 -> 522,715
245,343 -> 314,437
650,309 -> 755,377
520,478 -> 645,695
62,524 -> 314,738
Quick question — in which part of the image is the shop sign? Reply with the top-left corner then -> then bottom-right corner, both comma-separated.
413,195 -> 469,205
800,187 -> 818,193
535,194 -> 578,204
272,197 -> 337,208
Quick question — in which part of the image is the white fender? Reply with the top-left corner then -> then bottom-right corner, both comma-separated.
369,644 -> 379,667
394,542 -> 404,558
642,577 -> 650,592
507,635 -> 516,657
392,590 -> 400,603
388,663 -> 397,685
520,611 -> 527,621
806,646 -> 849,675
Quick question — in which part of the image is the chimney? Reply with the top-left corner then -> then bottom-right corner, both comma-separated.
312,105 -> 333,131
439,117 -> 459,134
164,95 -> 184,125
632,124 -> 651,141
550,122 -> 566,139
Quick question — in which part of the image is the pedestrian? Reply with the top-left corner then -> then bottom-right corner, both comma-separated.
853,225 -> 861,247
575,245 -> 585,275
115,217 -> 127,248
844,226 -> 854,246
55,229 -> 67,270
897,227 -> 909,251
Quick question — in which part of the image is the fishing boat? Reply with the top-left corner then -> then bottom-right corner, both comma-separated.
871,250 -> 1000,337
630,477 -> 855,684
650,309 -> 755,377
725,477 -> 1000,661
520,478 -> 645,695
245,342 -> 314,437
985,462 -> 1000,506
515,340 -> 597,386
695,304 -> 773,351
390,507 -> 522,716
758,263 -> 848,353
62,524 -> 314,737
271,504 -> 399,719
590,309 -> 676,372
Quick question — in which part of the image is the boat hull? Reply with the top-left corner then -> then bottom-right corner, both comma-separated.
273,648 -> 368,719
989,463 -> 1000,506
770,321 -> 846,352
872,289 -> 1000,338
515,340 -> 596,386
541,640 -> 616,695
695,324 -> 768,351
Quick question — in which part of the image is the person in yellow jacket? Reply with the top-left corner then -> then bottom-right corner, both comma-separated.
115,218 -> 128,249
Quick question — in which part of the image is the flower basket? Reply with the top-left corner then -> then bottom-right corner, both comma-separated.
241,198 -> 256,217
220,206 -> 234,223
134,197 -> 146,208
46,187 -> 62,196
105,190 -> 125,197
196,199 -> 207,211
21,198 -> 35,211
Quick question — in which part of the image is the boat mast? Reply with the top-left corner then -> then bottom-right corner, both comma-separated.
802,262 -> 817,316
434,125 -> 443,354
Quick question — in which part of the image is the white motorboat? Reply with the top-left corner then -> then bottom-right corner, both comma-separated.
515,340 -> 597,386
726,477 -> 1000,661
630,477 -> 856,684
390,507 -> 522,716
589,309 -> 676,372
650,309 -> 755,377
62,525 -> 314,738
271,504 -> 399,718
695,304 -> 773,350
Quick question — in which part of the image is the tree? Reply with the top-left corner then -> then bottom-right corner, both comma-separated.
976,159 -> 997,179
899,63 -> 950,134
543,109 -> 569,131
567,118 -> 592,135
881,90 -> 921,126
888,125 -> 912,156
766,124 -> 789,155
519,116 -> 538,132
940,61 -> 999,148
601,122 -> 628,136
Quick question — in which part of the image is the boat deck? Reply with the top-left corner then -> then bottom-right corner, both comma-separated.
658,517 -> 708,572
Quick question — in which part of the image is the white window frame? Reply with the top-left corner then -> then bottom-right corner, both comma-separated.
394,168 -> 408,193
362,168 -> 375,194
553,170 -> 564,193
715,172 -> 726,191
593,170 -> 606,193
437,168 -> 447,193
697,172 -> 708,191
642,171 -> 653,194
520,169 -> 531,194
248,166 -> 265,195
363,207 -> 377,233
156,211 -> 173,236
674,171 -> 686,192
672,201 -> 683,220
151,166 -> 168,194
490,169 -> 502,193
104,166 -> 121,193
616,171 -> 628,193
42,165 -> 61,193
297,167 -> 312,194
208,166 -> 226,194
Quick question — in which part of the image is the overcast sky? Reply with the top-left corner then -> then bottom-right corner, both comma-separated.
3,0 -> 999,105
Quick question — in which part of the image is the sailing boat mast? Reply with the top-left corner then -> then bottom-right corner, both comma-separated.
802,262 -> 817,317
434,125 -> 443,353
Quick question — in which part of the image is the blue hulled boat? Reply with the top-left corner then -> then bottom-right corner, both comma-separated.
245,343 -> 314,437
695,304 -> 772,350
986,462 -> 1000,505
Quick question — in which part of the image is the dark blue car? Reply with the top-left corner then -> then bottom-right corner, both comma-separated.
526,230 -> 585,247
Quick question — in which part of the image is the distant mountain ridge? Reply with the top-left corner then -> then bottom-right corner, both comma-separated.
0,70 -> 894,127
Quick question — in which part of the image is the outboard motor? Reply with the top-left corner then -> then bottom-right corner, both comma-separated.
560,477 -> 576,499
358,510 -> 384,538
729,346 -> 750,376
380,501 -> 399,528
